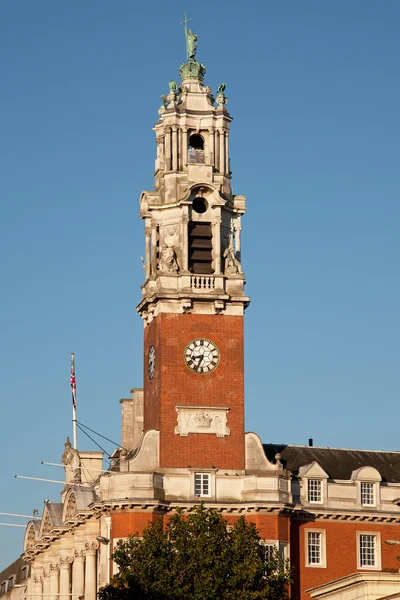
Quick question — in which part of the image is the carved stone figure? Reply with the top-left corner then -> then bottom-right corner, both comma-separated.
61,437 -> 81,484
159,245 -> 179,273
187,29 -> 198,59
169,80 -> 178,93
223,243 -> 240,275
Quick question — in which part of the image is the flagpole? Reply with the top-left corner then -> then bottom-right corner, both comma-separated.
71,353 -> 78,450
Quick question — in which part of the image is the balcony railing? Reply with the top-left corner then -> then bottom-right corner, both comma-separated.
191,275 -> 215,291
188,149 -> 205,164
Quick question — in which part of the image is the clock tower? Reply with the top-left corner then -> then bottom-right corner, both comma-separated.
137,29 -> 249,471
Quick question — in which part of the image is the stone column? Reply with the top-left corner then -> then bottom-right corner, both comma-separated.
84,541 -> 98,600
49,563 -> 59,600
59,556 -> 73,600
208,128 -> 215,168
219,129 -> 225,174
144,224 -> 151,280
171,126 -> 178,171
32,568 -> 43,600
72,549 -> 85,600
182,214 -> 189,272
181,128 -> 188,170
151,220 -> 158,276
213,218 -> 222,274
42,567 -> 50,600
225,130 -> 229,173
165,128 -> 172,171
235,223 -> 242,257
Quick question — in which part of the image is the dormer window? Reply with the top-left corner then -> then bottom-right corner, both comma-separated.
361,482 -> 375,506
308,479 -> 322,503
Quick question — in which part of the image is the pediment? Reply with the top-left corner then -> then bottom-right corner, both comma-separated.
184,183 -> 225,207
63,490 -> 77,522
298,461 -> 329,479
39,509 -> 52,538
23,520 -> 40,551
351,466 -> 381,482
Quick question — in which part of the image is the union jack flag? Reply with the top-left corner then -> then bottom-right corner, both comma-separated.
71,353 -> 77,407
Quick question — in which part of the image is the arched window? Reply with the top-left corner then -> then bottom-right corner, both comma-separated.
188,134 -> 205,164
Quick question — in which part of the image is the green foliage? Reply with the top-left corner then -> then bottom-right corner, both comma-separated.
98,505 -> 292,600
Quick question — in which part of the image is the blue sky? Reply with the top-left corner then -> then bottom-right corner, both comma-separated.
1,0 -> 399,568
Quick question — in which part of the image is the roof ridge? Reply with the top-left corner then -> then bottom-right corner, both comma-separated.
263,443 -> 400,454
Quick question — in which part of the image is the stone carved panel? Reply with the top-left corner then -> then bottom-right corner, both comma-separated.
175,406 -> 230,438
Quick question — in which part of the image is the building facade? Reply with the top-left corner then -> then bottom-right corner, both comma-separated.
17,28 -> 400,600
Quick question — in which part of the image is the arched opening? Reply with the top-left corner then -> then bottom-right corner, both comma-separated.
188,133 -> 205,164
189,134 -> 204,150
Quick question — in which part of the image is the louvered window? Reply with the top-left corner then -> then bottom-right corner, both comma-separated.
189,222 -> 213,274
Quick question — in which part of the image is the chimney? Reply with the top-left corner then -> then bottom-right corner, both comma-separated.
309,438 -> 313,447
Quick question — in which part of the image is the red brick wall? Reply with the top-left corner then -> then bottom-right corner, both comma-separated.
143,317 -> 161,431
110,510 -> 288,575
143,312 -> 245,470
291,520 -> 400,600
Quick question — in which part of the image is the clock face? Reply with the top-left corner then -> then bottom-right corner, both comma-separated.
148,345 -> 156,380
184,338 -> 220,374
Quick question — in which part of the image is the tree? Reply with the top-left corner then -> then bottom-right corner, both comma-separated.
98,505 -> 292,600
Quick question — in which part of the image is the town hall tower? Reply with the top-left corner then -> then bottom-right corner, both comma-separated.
137,30 -> 250,471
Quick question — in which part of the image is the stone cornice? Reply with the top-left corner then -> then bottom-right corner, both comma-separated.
90,499 -> 294,516
293,507 -> 400,524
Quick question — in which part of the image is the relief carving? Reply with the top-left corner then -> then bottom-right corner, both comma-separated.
159,245 -> 179,273
175,406 -> 230,438
64,492 -> 77,520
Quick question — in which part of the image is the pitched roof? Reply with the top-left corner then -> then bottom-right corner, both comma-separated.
263,444 -> 400,483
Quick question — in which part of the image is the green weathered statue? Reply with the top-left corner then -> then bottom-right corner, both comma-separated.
169,80 -> 178,93
187,29 -> 198,59
217,82 -> 226,96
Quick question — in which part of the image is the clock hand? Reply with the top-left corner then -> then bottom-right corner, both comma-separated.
194,355 -> 204,371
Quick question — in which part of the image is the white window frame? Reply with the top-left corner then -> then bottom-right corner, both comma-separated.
357,532 -> 381,570
305,529 -> 326,568
308,479 -> 323,504
360,482 -> 376,507
194,472 -> 211,498
1,581 -> 7,594
260,540 -> 290,566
